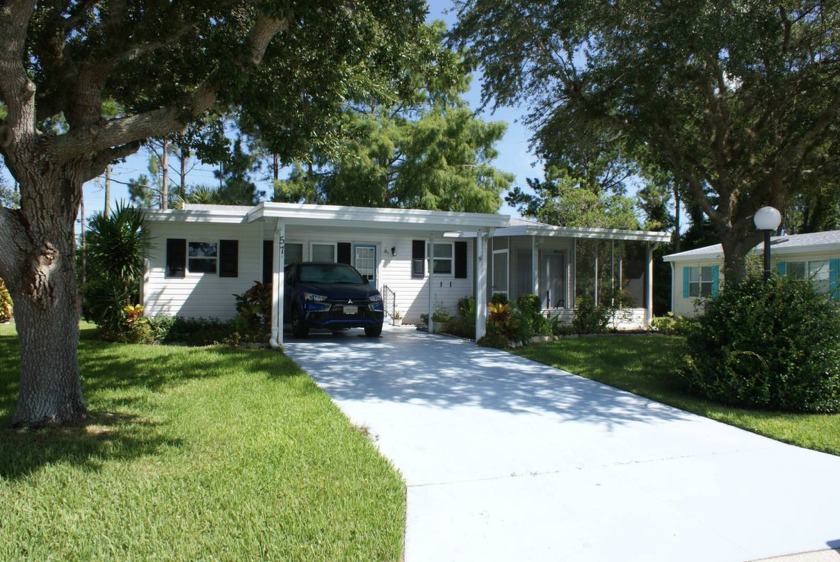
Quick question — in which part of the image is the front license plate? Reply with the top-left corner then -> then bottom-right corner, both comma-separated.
343,305 -> 358,315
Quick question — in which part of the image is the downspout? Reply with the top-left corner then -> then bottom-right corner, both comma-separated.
269,220 -> 286,348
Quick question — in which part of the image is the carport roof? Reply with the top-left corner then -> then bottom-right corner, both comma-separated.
496,217 -> 671,243
144,202 -> 510,232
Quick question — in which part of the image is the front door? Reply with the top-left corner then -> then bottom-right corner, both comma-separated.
540,252 -> 565,308
354,244 -> 377,286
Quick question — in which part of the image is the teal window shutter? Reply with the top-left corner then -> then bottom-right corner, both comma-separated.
711,265 -> 720,297
777,262 -> 786,276
830,259 -> 840,301
682,267 -> 690,298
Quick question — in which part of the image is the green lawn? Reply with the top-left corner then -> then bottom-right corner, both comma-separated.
0,323 -> 405,561
514,335 -> 840,456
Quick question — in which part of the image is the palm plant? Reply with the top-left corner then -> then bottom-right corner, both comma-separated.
83,203 -> 151,333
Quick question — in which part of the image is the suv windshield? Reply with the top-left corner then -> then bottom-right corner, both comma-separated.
298,263 -> 366,284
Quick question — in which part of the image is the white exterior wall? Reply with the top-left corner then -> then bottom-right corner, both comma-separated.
283,230 -> 473,324
143,221 -> 263,320
144,223 -> 476,324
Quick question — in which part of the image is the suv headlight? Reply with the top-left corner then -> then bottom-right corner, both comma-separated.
368,294 -> 382,302
304,292 -> 328,302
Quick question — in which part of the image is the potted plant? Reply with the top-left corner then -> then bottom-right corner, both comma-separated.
392,309 -> 403,326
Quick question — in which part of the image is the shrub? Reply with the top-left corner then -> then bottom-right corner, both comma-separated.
0,277 -> 12,322
160,317 -> 235,346
486,302 -> 519,345
572,295 -> 609,334
684,274 -> 840,413
549,315 -> 575,336
651,313 -> 698,336
513,294 -> 550,341
233,281 -> 272,341
440,296 -> 476,338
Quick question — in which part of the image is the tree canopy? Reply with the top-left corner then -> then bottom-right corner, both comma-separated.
0,0 -> 430,427
273,22 -> 513,213
452,0 -> 840,279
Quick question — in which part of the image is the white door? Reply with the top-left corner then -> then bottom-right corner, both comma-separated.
540,252 -> 565,308
492,250 -> 509,298
354,245 -> 377,286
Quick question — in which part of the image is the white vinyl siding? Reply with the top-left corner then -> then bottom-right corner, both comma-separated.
144,222 -> 263,320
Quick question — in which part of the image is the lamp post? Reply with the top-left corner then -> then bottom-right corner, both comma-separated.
753,206 -> 782,281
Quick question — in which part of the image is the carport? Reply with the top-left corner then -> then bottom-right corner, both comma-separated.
285,327 -> 840,562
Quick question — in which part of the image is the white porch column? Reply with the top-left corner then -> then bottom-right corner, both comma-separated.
531,235 -> 539,297
645,242 -> 654,328
270,220 -> 286,348
428,234 -> 435,334
475,230 -> 488,341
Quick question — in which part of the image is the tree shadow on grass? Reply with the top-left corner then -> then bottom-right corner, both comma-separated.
0,329 -> 306,479
0,411 -> 182,480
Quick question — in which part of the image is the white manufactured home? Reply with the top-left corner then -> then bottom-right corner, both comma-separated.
142,203 -> 670,345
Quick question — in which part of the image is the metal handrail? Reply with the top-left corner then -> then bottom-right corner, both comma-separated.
382,284 -> 396,319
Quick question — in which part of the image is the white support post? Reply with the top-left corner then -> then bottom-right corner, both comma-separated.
645,242 -> 654,328
531,235 -> 539,299
428,234 -> 435,334
475,230 -> 488,341
270,220 -> 286,348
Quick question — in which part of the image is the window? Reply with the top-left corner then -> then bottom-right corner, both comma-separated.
781,260 -> 833,295
433,243 -> 453,275
809,261 -> 830,294
412,240 -> 425,278
311,243 -> 336,262
188,242 -> 217,274
685,266 -> 717,298
784,261 -> 807,279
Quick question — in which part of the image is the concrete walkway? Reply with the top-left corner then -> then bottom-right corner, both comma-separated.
284,327 -> 840,562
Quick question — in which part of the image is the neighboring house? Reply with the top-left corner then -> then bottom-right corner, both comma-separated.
142,202 -> 670,345
663,230 -> 840,317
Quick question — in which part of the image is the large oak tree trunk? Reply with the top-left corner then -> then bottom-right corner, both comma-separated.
1,167 -> 88,427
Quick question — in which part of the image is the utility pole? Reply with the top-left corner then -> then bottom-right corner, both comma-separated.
104,165 -> 111,219
161,138 -> 169,210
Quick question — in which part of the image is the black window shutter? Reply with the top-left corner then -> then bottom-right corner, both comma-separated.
337,243 -> 352,265
412,240 -> 425,278
166,239 -> 186,278
454,241 -> 468,279
262,240 -> 273,284
219,240 -> 238,278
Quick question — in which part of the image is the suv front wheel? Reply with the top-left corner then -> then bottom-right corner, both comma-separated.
364,325 -> 382,338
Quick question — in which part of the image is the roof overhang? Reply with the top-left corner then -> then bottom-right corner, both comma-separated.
495,223 -> 671,243
245,202 -> 509,232
144,206 -> 251,224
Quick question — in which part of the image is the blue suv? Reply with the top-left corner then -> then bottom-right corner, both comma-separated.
284,262 -> 384,338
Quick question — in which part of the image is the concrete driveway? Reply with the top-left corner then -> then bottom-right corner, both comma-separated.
284,327 -> 840,562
